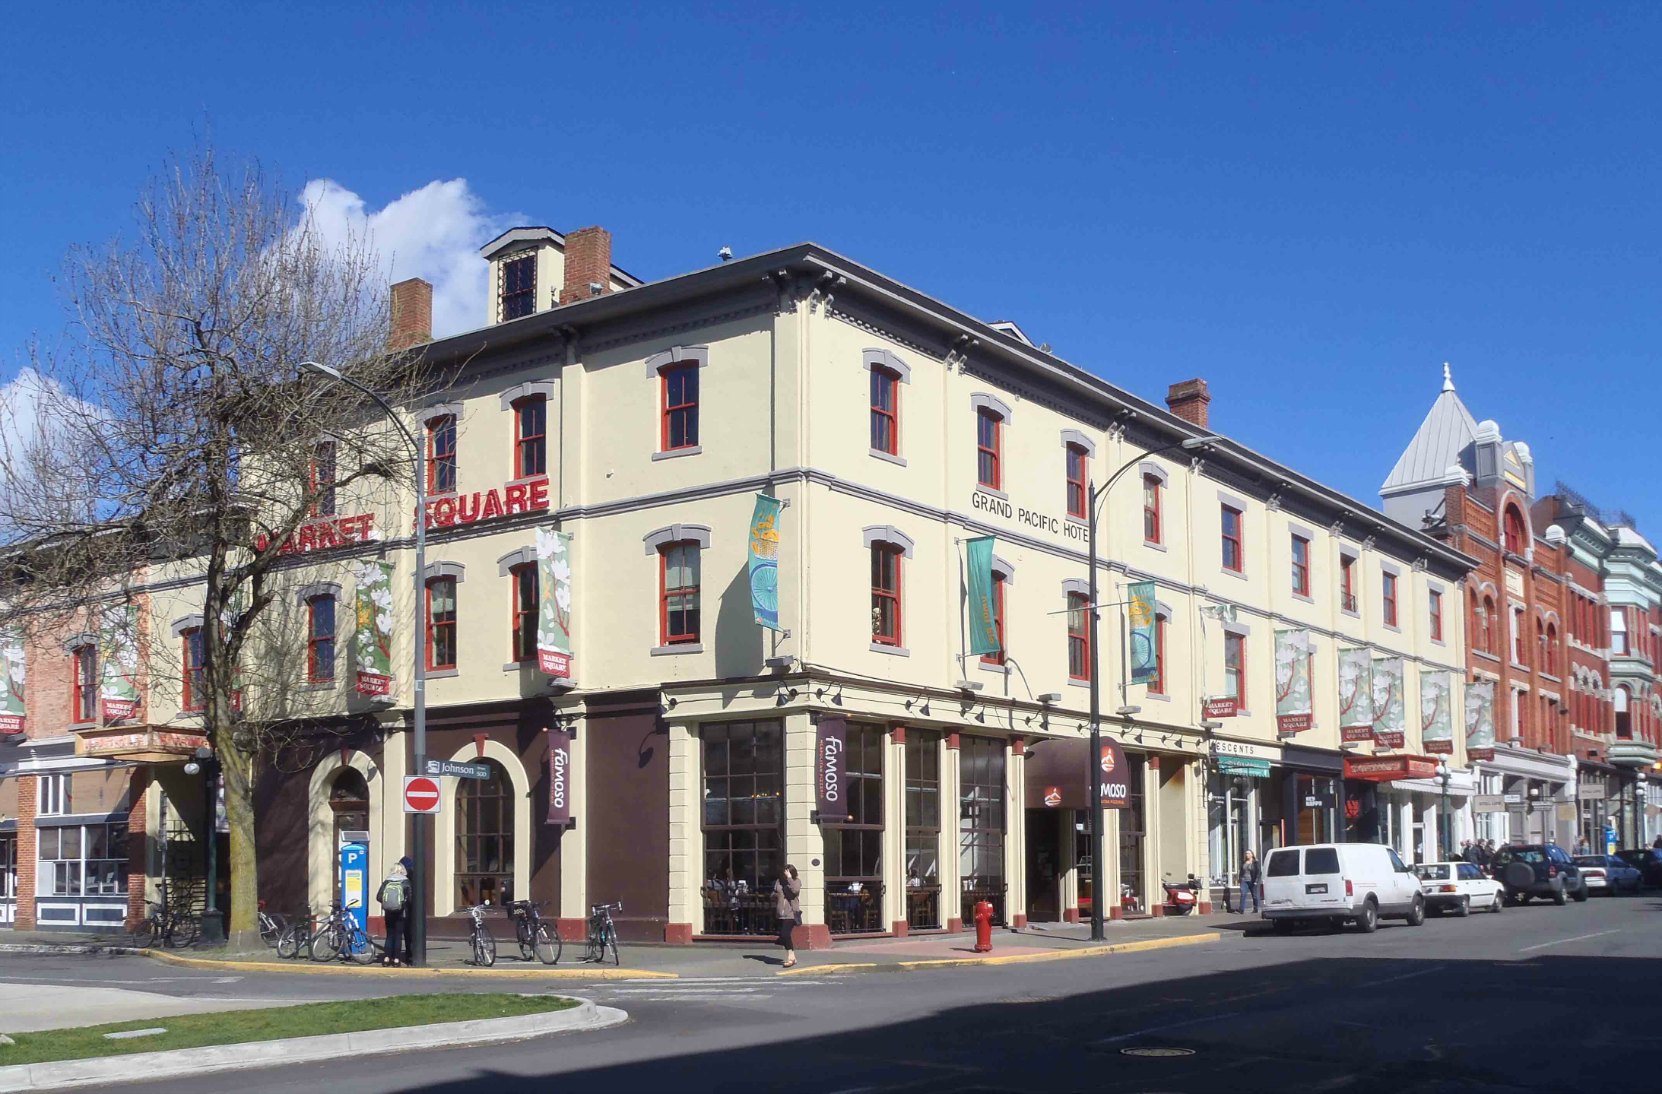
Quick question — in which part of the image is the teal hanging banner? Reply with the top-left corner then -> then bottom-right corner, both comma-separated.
747,494 -> 783,631
965,536 -> 1000,657
1127,580 -> 1158,682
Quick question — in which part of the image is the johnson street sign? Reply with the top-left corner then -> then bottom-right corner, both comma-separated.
424,758 -> 491,781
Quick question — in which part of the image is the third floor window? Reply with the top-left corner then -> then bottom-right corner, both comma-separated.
662,365 -> 699,452
72,644 -> 98,723
427,414 -> 457,495
1220,505 -> 1244,573
870,367 -> 899,456
1382,572 -> 1399,627
1065,444 -> 1088,520
307,595 -> 336,683
513,395 -> 547,479
1142,474 -> 1162,545
1429,590 -> 1443,642
1340,554 -> 1357,613
660,542 -> 702,644
309,441 -> 336,517
1290,535 -> 1310,597
501,255 -> 536,320
976,408 -> 1003,490
427,578 -> 458,670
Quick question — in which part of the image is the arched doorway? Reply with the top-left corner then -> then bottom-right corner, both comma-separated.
455,760 -> 514,909
329,768 -> 370,906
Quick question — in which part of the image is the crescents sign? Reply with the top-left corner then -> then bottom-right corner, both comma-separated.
424,478 -> 551,529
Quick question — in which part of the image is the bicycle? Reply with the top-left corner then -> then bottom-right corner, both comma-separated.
309,902 -> 381,965
465,904 -> 497,967
257,901 -> 285,948
130,899 -> 199,949
505,899 -> 561,964
585,901 -> 622,966
276,908 -> 314,959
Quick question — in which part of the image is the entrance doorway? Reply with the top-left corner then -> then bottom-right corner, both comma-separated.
1025,809 -> 1061,922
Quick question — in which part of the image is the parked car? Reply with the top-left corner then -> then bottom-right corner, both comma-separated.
1490,843 -> 1587,905
1261,843 -> 1425,933
1613,848 -> 1662,889
1413,860 -> 1504,916
1575,854 -> 1642,895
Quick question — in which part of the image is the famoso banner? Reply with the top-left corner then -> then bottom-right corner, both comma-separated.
1275,629 -> 1313,734
815,715 -> 849,821
747,494 -> 783,631
546,724 -> 574,827
354,560 -> 395,697
1127,580 -> 1158,683
965,536 -> 1001,657
1372,655 -> 1406,748
1421,670 -> 1454,754
1338,646 -> 1373,742
536,527 -> 574,679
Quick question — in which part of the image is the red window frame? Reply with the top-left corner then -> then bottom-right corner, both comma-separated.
1429,590 -> 1443,641
308,440 -> 336,517
1142,474 -> 1162,544
1066,592 -> 1090,681
510,562 -> 538,663
513,395 -> 547,480
426,577 -> 458,671
660,541 -> 701,644
871,544 -> 903,646
427,414 -> 457,495
1290,535 -> 1310,596
1224,632 -> 1246,706
1383,572 -> 1399,627
981,573 -> 1007,666
306,595 -> 336,683
1504,507 -> 1527,554
501,254 -> 536,320
1065,444 -> 1088,520
71,644 -> 97,723
182,627 -> 205,712
976,409 -> 1002,490
661,365 -> 699,452
1341,555 -> 1357,611
1148,614 -> 1169,696
870,367 -> 899,456
1221,505 -> 1244,573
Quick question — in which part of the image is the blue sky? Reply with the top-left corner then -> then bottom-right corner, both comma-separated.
3,3 -> 1658,523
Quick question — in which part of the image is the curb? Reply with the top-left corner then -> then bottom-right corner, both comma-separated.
0,997 -> 629,1092
777,930 -> 1219,975
137,948 -> 678,980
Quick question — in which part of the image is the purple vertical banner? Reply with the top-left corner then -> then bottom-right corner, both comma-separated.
815,715 -> 849,822
546,725 -> 573,827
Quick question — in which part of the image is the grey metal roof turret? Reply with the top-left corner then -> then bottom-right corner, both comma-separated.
1381,363 -> 1478,497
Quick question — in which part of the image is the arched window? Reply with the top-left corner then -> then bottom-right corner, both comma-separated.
1615,686 -> 1632,740
457,760 -> 514,908
1503,506 -> 1528,554
1545,622 -> 1559,676
70,643 -> 98,723
1480,595 -> 1497,654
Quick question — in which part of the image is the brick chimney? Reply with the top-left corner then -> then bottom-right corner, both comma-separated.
1166,378 -> 1211,428
388,277 -> 433,350
559,226 -> 612,305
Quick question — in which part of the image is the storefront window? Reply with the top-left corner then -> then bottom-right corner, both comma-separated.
1295,774 -> 1336,845
1119,754 -> 1148,912
1207,772 -> 1254,887
456,760 -> 514,908
38,823 -> 128,896
701,720 -> 784,935
959,736 -> 1006,925
0,835 -> 14,900
905,732 -> 941,929
825,724 -> 884,935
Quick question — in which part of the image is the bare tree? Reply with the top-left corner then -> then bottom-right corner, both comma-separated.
0,146 -> 435,944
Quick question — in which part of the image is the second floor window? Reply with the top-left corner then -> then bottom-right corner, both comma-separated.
427,414 -> 457,495
981,573 -> 1007,666
501,254 -> 536,320
1224,632 -> 1246,706
1066,592 -> 1090,681
38,774 -> 71,817
1142,474 -> 1162,544
1612,609 -> 1629,656
661,542 -> 701,644
976,409 -> 1002,490
182,628 -> 205,712
871,544 -> 903,646
1291,535 -> 1310,597
1065,444 -> 1088,519
1221,505 -> 1244,573
309,441 -> 336,517
427,578 -> 458,670
870,367 -> 899,455
1429,590 -> 1443,641
72,644 -> 97,723
511,563 -> 538,663
513,396 -> 547,479
1383,572 -> 1399,627
307,596 -> 336,683
662,365 -> 699,451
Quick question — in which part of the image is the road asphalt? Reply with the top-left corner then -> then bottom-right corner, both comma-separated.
4,892 -> 1658,1093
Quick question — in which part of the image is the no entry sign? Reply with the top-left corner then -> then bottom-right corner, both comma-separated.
402,775 -> 442,814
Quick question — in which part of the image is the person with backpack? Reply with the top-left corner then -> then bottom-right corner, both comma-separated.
376,861 -> 412,967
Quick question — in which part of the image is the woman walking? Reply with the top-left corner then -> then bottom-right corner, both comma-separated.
376,861 -> 412,967
773,863 -> 802,969
1237,850 -> 1261,915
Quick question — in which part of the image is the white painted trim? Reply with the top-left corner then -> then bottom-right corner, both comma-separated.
434,740 -> 532,915
307,751 -> 384,919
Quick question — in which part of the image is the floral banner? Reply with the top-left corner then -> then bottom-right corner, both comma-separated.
0,630 -> 24,735
1371,655 -> 1405,748
536,527 -> 573,679
1275,629 -> 1313,734
1465,679 -> 1496,760
353,560 -> 395,697
747,494 -> 782,631
1338,646 -> 1373,742
1421,670 -> 1454,754
99,603 -> 141,722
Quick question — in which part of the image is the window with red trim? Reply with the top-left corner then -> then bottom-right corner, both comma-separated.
1290,535 -> 1310,596
870,367 -> 899,455
661,365 -> 699,451
1224,632 -> 1245,706
660,542 -> 701,644
976,409 -> 1002,490
1503,506 -> 1527,554
427,414 -> 457,495
71,644 -> 97,723
1382,572 -> 1399,627
426,577 -> 458,670
1065,444 -> 1088,519
1429,590 -> 1443,642
513,396 -> 547,479
510,563 -> 538,663
1341,555 -> 1357,612
1148,614 -> 1169,696
182,628 -> 205,712
501,254 -> 536,320
309,441 -> 336,517
306,595 -> 336,683
871,544 -> 903,645
1142,474 -> 1162,544
1221,505 -> 1244,572
1066,592 -> 1090,681
981,573 -> 1007,665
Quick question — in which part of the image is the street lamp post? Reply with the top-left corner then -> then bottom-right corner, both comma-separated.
1084,432 -> 1216,942
1436,758 -> 1451,861
1635,783 -> 1647,848
301,361 -> 429,967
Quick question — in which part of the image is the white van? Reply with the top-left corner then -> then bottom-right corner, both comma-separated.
1260,843 -> 1426,933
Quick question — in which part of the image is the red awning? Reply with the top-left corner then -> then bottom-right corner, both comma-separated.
1343,755 -> 1439,782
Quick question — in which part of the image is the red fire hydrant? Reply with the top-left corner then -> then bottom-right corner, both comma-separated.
972,899 -> 995,953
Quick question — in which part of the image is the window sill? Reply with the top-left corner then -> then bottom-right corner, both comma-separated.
1221,567 -> 1248,582
1472,650 -> 1502,664
299,682 -> 336,692
1068,677 -> 1091,689
652,446 -> 703,462
975,484 -> 1008,500
869,448 -> 907,467
1431,637 -> 1446,647
176,710 -> 204,721
652,643 -> 704,656
1510,662 -> 1531,673
506,474 -> 550,488
1383,623 -> 1401,634
870,642 -> 909,657
1340,607 -> 1360,620
1143,538 -> 1168,553
1291,591 -> 1313,604
978,661 -> 1012,677
68,721 -> 97,732
425,668 -> 460,680
503,660 -> 537,672
1145,691 -> 1172,703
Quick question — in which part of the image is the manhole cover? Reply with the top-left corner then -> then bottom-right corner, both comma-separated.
1121,1046 -> 1197,1058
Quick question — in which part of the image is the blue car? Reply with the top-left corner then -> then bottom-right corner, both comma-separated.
1614,848 -> 1662,889
1574,855 -> 1642,895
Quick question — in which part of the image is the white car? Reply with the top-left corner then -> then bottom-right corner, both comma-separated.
1413,860 -> 1504,916
1261,843 -> 1426,933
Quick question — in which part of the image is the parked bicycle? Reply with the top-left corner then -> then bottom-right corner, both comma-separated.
465,903 -> 497,967
504,899 -> 561,964
257,901 -> 286,948
130,898 -> 199,949
309,901 -> 381,965
275,909 -> 314,960
585,901 -> 622,966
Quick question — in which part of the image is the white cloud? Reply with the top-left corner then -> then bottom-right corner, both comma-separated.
298,178 -> 520,339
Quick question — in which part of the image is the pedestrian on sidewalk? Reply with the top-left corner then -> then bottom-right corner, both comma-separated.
773,863 -> 802,969
377,861 -> 412,967
1574,835 -> 1590,856
1237,850 -> 1261,915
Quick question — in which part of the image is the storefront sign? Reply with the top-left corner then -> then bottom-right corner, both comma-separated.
423,477 -> 550,529
970,490 -> 1090,544
535,527 -> 574,679
1204,696 -> 1239,719
1503,792 -> 1523,805
1128,581 -> 1158,683
0,630 -> 24,735
1465,680 -> 1496,761
1099,738 -> 1130,809
1043,786 -> 1062,808
1338,646 -> 1373,742
1371,655 -> 1405,748
99,603 -> 141,722
1275,629 -> 1313,734
1421,671 -> 1454,755
1344,755 -> 1438,782
546,726 -> 573,827
1217,756 -> 1270,778
1472,793 -> 1506,812
1211,738 -> 1279,762
253,513 -> 375,556
747,494 -> 783,631
76,726 -> 208,762
353,560 -> 395,697
1579,782 -> 1607,800
425,758 -> 491,780
815,716 -> 849,821
965,536 -> 1001,657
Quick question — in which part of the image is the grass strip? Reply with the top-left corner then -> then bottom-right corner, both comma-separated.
0,992 -> 576,1066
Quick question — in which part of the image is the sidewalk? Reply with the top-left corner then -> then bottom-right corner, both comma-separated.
0,913 -> 1254,979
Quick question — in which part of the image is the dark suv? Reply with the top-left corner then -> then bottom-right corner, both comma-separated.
1614,848 -> 1662,889
1491,843 -> 1587,905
